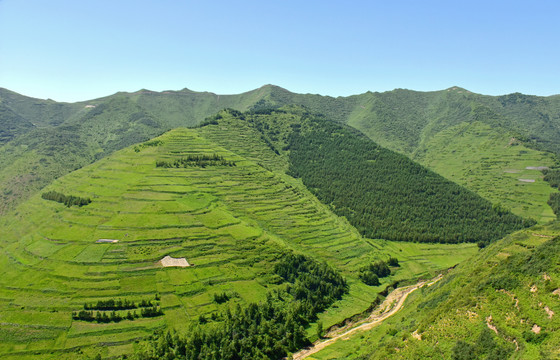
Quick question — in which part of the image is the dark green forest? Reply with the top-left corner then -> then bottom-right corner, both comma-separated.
286,116 -> 534,243
359,259 -> 397,286
543,168 -> 560,189
548,193 -> 560,218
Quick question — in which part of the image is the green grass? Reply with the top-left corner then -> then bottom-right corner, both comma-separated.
309,222 -> 560,360
414,121 -> 557,222
0,86 -> 559,358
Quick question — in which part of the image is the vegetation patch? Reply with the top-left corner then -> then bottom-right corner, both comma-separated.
543,168 -> 560,218
358,258 -> 398,286
73,296 -> 164,323
451,327 -> 512,360
543,168 -> 560,189
156,154 -> 235,168
134,252 -> 347,359
72,307 -> 163,323
41,190 -> 91,207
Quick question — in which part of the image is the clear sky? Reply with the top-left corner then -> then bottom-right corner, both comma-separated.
1,0 -> 559,102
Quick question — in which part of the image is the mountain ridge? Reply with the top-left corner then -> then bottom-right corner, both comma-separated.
3,84 -> 559,104
1,85 -> 559,222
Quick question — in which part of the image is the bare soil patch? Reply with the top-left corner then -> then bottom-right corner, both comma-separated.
160,255 -> 190,267
96,239 -> 119,243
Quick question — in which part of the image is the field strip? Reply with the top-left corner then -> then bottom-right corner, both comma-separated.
291,274 -> 443,360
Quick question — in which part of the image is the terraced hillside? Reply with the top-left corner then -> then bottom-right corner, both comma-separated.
0,125 -> 476,359
414,121 -> 558,223
0,87 -> 267,214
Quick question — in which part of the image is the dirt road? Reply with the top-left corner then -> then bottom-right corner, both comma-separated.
291,274 -> 443,360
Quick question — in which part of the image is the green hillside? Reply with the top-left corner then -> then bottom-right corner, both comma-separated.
0,122 -> 476,359
0,103 -> 34,145
246,86 -> 560,222
205,108 -> 533,244
309,223 -> 560,360
1,86 -> 559,358
0,88 -> 267,214
414,121 -> 558,223
0,88 -> 83,127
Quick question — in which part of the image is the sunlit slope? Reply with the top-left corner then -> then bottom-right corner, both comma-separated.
0,120 -> 482,358
0,87 -> 269,214
0,127 -> 379,358
414,121 -> 558,223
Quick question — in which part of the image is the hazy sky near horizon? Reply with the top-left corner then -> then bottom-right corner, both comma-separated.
1,0 -> 559,102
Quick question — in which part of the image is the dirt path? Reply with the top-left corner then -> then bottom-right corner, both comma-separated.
291,274 -> 443,360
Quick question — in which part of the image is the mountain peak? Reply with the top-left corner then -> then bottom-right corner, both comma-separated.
445,86 -> 471,93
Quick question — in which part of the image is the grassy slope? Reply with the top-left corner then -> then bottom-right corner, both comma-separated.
414,121 -> 557,223
0,123 -> 476,359
0,103 -> 34,145
0,86 -> 282,214
0,88 -> 83,127
0,95 -> 166,215
310,222 -> 560,360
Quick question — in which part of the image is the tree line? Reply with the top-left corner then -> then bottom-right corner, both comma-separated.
72,306 -> 163,323
156,154 -> 235,168
548,193 -> 560,218
543,168 -> 560,218
133,252 -> 348,359
83,297 -> 157,311
542,168 -> 560,189
213,291 -> 239,304
41,190 -> 91,207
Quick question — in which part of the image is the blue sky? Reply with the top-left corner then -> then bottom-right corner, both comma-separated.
1,0 -> 559,102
